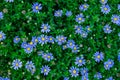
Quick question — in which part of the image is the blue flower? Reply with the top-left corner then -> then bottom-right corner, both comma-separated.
74,25 -> 83,34
67,40 -> 75,49
86,26 -> 91,32
72,45 -> 79,53
41,23 -> 50,33
38,35 -> 48,45
42,53 -> 54,61
62,45 -> 68,50
12,59 -> 22,70
65,11 -> 72,17
75,13 -> 85,24
94,51 -> 104,63
118,54 -> 120,62
69,66 -> 79,77
31,36 -> 39,46
104,59 -> 114,70
63,77 -> 69,80
5,0 -> 14,2
94,72 -> 102,79
111,14 -> 120,25
21,41 -> 27,48
103,24 -> 112,34
81,75 -> 89,80
0,31 -> 6,41
54,10 -> 63,17
24,44 -> 33,54
106,77 -> 113,80
28,41 -> 36,47
3,77 -> 10,80
118,4 -> 120,11
25,61 -> 36,74
80,67 -> 88,75
101,4 -> 111,14
79,4 -> 89,11
80,31 -> 88,38
75,56 -> 86,66
41,65 -> 50,76
100,0 -> 108,4
48,36 -> 54,43
55,35 -> 67,45
13,36 -> 20,44
32,2 -> 42,13
118,32 -> 120,37
0,12 -> 3,19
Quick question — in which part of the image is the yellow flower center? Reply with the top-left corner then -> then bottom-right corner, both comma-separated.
50,38 -> 52,40
27,48 -> 30,51
79,60 -> 82,63
44,69 -> 47,72
48,56 -> 50,58
16,38 -> 18,40
84,5 -> 87,8
70,43 -> 72,46
79,18 -> 82,20
88,28 -> 90,31
44,26 -> 47,30
36,6 -> 39,10
30,42 -> 33,45
97,55 -> 100,58
106,64 -> 108,67
114,18 -> 118,21
104,8 -> 107,10
73,70 -> 76,74
102,0 -> 104,2
16,63 -> 18,66
74,47 -> 77,50
35,39 -> 38,42
42,38 -> 45,41
0,34 -> 2,38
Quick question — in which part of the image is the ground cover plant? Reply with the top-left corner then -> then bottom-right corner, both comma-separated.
0,0 -> 120,80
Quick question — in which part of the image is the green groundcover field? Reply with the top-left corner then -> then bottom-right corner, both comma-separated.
0,0 -> 120,80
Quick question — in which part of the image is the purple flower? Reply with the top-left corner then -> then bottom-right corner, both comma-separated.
65,11 -> 72,17
80,31 -> 88,38
80,67 -> 88,75
106,77 -> 113,80
79,4 -> 89,11
94,72 -> 102,79
55,35 -> 67,45
24,44 -> 33,54
12,59 -> 22,70
74,25 -> 83,34
32,2 -> 42,13
72,45 -> 79,53
100,0 -> 108,4
41,65 -> 50,76
41,23 -> 50,33
54,10 -> 63,17
21,41 -> 27,48
111,14 -> 120,25
5,0 -> 14,2
104,59 -> 114,70
118,4 -> 120,11
25,61 -> 36,74
75,56 -> 86,66
75,13 -> 85,24
103,24 -> 112,34
81,75 -> 89,80
38,35 -> 48,45
0,31 -> 6,41
67,40 -> 75,49
86,26 -> 91,32
0,12 -> 3,19
42,53 -> 54,61
48,36 -> 54,43
118,53 -> 120,62
94,51 -> 104,63
63,77 -> 69,80
13,36 -> 20,44
69,66 -> 79,77
101,4 -> 111,14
